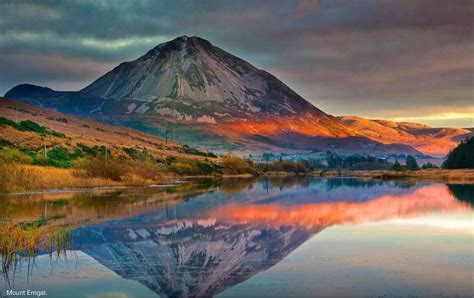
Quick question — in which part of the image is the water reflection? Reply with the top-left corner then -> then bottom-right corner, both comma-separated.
447,184 -> 474,206
1,178 -> 472,297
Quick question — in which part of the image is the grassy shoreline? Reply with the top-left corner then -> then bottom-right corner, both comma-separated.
0,164 -> 258,194
3,166 -> 474,195
319,169 -> 474,183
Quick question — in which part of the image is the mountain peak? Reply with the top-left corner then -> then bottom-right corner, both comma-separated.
80,35 -> 322,120
163,35 -> 206,46
145,35 -> 212,56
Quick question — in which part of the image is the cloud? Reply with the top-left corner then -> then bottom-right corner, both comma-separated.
291,0 -> 320,19
0,0 -> 472,127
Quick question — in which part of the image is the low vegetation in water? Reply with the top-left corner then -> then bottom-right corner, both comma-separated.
0,222 -> 72,274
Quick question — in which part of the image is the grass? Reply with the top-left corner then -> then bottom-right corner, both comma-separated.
0,223 -> 72,274
345,169 -> 474,183
0,163 -> 121,193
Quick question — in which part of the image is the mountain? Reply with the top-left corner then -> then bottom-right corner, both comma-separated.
6,35 -> 469,156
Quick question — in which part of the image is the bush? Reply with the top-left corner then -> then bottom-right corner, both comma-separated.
122,147 -> 152,161
169,161 -> 195,175
132,161 -> 164,180
391,160 -> 404,171
31,146 -> 83,168
181,145 -> 218,158
167,158 -> 221,176
0,117 -> 18,128
17,120 -> 65,137
73,156 -> 131,181
266,160 -> 309,173
0,148 -> 33,164
0,117 -> 65,137
220,157 -> 255,175
77,143 -> 100,156
421,162 -> 437,169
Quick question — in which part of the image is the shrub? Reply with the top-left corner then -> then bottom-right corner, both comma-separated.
181,145 -> 218,158
197,162 -> 220,175
169,161 -> 195,175
131,161 -> 164,180
266,160 -> 309,173
220,157 -> 255,175
0,148 -> 33,164
77,143 -> 99,156
17,120 -> 65,137
73,156 -> 131,181
391,160 -> 404,171
122,147 -> 152,161
0,117 -> 18,128
31,146 -> 83,168
421,162 -> 437,169
167,158 -> 221,176
0,117 -> 65,137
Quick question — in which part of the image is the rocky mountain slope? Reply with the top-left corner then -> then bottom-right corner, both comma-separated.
5,36 -> 470,156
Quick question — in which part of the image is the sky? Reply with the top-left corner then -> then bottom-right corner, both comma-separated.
0,0 -> 473,127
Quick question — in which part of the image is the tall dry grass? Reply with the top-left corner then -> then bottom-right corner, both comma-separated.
0,223 -> 72,272
0,163 -> 120,193
353,169 -> 474,183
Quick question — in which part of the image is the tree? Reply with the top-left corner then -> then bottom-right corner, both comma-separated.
391,160 -> 403,171
443,137 -> 474,169
421,162 -> 437,169
405,155 -> 419,171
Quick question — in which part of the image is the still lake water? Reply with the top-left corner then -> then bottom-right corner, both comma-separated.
1,177 -> 473,297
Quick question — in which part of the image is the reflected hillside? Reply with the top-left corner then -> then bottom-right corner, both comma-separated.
447,184 -> 474,206
208,184 -> 469,229
68,180 -> 469,297
0,182 -> 224,227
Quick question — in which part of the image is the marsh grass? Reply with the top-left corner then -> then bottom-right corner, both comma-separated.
0,163 -> 120,193
351,169 -> 474,183
0,222 -> 72,286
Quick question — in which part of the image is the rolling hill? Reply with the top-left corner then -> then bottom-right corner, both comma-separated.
0,97 -> 209,160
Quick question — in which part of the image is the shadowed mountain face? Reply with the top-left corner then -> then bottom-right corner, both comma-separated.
5,36 -> 470,155
82,36 -> 327,120
67,178 -> 469,297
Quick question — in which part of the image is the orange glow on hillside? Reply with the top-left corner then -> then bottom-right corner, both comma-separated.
224,115 -> 355,138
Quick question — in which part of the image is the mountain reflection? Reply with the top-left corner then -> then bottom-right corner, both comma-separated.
67,178 -> 470,297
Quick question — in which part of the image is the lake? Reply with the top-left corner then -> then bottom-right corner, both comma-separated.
1,177 -> 473,297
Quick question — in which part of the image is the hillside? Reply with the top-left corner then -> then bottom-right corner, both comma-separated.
0,97 -> 209,159
338,116 -> 472,156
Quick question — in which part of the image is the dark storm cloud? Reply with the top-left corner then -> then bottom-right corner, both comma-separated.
0,0 -> 472,127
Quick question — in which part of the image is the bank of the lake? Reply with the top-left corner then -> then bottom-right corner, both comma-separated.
320,169 -> 474,183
